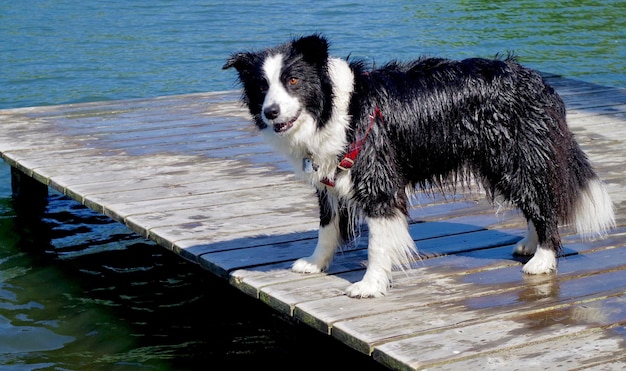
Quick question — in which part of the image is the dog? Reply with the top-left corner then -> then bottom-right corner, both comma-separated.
223,34 -> 615,298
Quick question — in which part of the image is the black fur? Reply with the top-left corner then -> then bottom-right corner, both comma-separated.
344,56 -> 596,253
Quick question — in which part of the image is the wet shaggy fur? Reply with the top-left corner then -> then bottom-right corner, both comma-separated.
224,34 -> 615,298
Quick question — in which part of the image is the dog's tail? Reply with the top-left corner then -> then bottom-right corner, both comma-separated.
571,177 -> 615,238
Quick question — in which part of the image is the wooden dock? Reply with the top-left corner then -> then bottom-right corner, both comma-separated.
1,75 -> 625,370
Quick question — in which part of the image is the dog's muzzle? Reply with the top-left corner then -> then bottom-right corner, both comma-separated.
272,109 -> 301,133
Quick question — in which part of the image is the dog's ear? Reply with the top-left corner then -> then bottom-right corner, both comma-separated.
223,52 -> 255,72
293,34 -> 329,66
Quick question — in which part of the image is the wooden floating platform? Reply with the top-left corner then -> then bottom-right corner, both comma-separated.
1,75 -> 626,370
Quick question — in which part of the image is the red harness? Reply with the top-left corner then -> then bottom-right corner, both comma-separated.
321,106 -> 383,187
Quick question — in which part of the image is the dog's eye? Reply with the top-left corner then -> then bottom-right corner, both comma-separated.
288,77 -> 299,86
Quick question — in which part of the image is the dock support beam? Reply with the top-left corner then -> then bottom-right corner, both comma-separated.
10,166 -> 48,215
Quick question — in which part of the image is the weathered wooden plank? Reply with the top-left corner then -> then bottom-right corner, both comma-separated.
125,195 -> 318,239
284,230 -> 625,336
544,76 -> 623,95
438,330 -> 626,370
373,293 -> 626,370
99,182 -> 304,217
233,229 -> 523,320
563,92 -> 626,111
50,156 -> 291,196
0,125 -> 266,165
0,103 -> 246,145
332,242 -> 626,355
203,219 -> 523,279
93,182 -> 459,227
229,221 -> 502,294
1,78 -> 625,371
149,212 -> 319,258
228,208 -> 528,299
0,91 -> 242,119
570,104 -> 626,119
57,117 -> 256,146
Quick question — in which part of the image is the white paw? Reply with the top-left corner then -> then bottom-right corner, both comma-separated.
522,247 -> 557,275
345,280 -> 388,298
292,257 -> 327,274
344,270 -> 390,298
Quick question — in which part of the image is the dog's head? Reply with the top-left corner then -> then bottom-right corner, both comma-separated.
223,34 -> 334,135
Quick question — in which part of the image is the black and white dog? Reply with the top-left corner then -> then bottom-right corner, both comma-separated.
223,34 -> 615,298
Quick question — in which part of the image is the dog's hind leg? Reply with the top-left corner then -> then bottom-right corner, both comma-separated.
522,244 -> 557,274
500,172 -> 560,274
514,220 -> 557,273
519,219 -> 559,274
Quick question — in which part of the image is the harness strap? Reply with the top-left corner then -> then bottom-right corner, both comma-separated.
321,106 -> 383,187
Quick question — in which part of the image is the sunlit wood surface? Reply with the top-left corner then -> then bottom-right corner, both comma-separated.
1,75 -> 625,370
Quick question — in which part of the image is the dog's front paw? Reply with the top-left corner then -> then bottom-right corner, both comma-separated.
292,257 -> 327,274
345,279 -> 388,298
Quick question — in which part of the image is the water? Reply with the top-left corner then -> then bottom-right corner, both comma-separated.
0,0 -> 624,369
0,166 -> 382,370
1,0 -> 624,109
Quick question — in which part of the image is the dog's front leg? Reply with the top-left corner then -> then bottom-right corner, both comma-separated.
292,189 -> 340,273
344,215 -> 392,298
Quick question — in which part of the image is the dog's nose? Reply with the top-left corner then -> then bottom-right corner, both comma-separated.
263,104 -> 280,120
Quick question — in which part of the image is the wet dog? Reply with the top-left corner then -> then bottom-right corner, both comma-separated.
224,34 -> 614,297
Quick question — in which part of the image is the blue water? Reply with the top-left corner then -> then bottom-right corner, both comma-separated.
1,0 -> 624,109
0,0 -> 624,369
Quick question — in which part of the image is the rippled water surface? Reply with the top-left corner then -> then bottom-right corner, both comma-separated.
0,0 -> 624,369
1,0 -> 624,109
0,164 -> 382,370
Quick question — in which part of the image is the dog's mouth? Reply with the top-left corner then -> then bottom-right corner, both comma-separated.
273,110 -> 301,133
